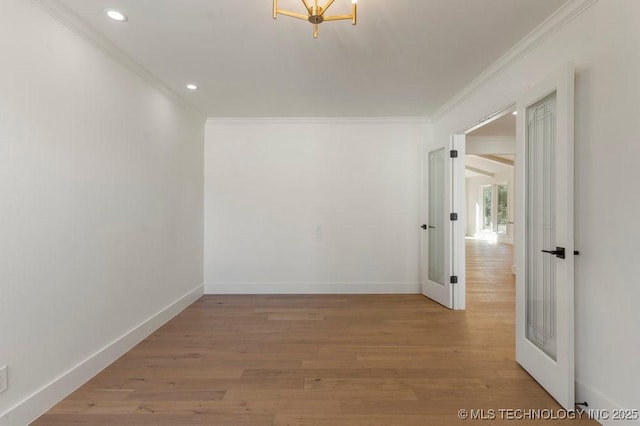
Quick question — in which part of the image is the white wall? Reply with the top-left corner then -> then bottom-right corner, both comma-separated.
0,1 -> 204,423
466,136 -> 515,155
204,119 -> 427,294
433,0 -> 640,420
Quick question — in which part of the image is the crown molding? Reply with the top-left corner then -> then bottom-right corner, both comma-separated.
206,117 -> 431,125
31,0 -> 206,120
431,0 -> 599,122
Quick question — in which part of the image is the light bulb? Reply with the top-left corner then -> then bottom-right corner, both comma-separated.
105,9 -> 127,22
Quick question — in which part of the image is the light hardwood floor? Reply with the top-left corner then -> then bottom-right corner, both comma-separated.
34,239 -> 595,425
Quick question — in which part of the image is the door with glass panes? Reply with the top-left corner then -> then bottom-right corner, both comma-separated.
421,136 -> 462,309
481,183 -> 510,238
515,64 -> 575,410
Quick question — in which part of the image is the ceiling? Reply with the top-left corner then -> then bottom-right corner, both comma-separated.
468,112 -> 516,138
466,112 -> 516,178
465,154 -> 514,179
55,0 -> 568,117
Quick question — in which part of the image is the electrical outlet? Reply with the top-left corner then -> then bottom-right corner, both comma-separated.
0,365 -> 7,394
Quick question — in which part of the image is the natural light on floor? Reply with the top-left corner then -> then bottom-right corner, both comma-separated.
466,235 -> 499,244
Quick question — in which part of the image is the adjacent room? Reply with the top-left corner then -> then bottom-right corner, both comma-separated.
1,0 -> 639,425
464,111 -> 516,305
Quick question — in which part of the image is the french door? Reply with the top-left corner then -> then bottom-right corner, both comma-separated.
481,183 -> 510,236
515,64 -> 575,410
421,136 -> 463,309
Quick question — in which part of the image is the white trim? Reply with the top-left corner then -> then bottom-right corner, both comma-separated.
206,117 -> 431,125
0,285 -> 204,426
431,0 -> 599,121
575,380 -> 630,426
205,282 -> 420,295
30,0 -> 205,120
452,134 -> 466,310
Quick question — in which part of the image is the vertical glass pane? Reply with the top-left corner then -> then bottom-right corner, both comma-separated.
497,184 -> 508,234
526,92 -> 557,360
428,148 -> 445,285
483,186 -> 492,230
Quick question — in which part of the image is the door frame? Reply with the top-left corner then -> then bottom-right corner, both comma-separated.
451,134 -> 465,310
450,104 -> 516,310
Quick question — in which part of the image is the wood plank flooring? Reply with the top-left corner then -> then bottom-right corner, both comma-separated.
34,239 -> 595,425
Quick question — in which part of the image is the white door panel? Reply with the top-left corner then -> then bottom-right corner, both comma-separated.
515,64 -> 575,410
421,136 -> 461,309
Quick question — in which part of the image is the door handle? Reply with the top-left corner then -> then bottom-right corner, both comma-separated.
541,247 -> 566,259
421,224 -> 427,229
420,224 -> 436,230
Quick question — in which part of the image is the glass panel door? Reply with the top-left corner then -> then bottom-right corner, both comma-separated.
497,184 -> 508,234
421,134 -> 460,310
482,185 -> 492,230
428,148 -> 445,285
515,63 -> 574,410
525,92 -> 557,359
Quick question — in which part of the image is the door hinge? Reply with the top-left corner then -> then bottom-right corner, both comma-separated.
450,150 -> 458,158
450,213 -> 458,221
450,276 -> 458,284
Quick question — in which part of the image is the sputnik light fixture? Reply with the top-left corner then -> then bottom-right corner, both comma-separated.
273,0 -> 357,39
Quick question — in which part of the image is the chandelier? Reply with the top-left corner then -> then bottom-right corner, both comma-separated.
273,0 -> 357,39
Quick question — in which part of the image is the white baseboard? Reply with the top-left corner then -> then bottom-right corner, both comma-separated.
205,281 -> 421,294
576,379 -> 637,425
0,284 -> 204,426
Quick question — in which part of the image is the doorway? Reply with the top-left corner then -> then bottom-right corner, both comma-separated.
464,111 -> 516,281
450,65 -> 576,410
420,66 -> 576,410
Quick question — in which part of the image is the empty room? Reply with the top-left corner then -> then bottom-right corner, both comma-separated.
1,0 -> 639,425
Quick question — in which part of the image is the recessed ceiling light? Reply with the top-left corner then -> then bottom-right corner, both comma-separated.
512,111 -> 518,115
186,84 -> 199,91
106,9 -> 128,22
